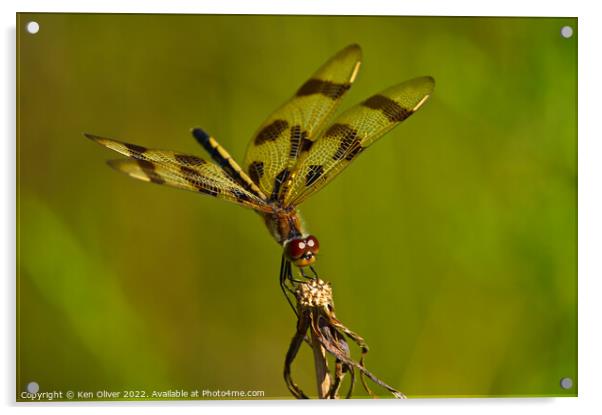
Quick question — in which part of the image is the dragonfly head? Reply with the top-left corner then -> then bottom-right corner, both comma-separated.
284,235 -> 320,267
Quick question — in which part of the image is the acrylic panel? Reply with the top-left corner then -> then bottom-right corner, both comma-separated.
16,13 -> 577,400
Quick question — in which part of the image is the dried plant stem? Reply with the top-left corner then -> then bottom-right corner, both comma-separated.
285,277 -> 405,399
310,331 -> 331,398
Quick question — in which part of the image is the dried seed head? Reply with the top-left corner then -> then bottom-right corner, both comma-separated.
287,276 -> 405,399
296,278 -> 333,309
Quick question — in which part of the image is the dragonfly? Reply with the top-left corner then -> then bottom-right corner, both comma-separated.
86,44 -> 434,308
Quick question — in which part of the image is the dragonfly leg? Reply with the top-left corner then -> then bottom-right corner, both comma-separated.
279,255 -> 298,316
299,267 -> 314,280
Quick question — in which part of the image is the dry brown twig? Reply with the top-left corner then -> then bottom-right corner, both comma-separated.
284,278 -> 405,399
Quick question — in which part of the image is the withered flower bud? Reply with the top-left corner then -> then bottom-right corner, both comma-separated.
284,277 -> 404,399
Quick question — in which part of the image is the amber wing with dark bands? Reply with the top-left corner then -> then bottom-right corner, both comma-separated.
284,76 -> 435,206
243,44 -> 362,202
85,134 -> 271,212
192,128 -> 267,200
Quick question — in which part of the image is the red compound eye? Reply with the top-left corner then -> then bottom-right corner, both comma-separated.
286,238 -> 306,260
305,235 -> 320,254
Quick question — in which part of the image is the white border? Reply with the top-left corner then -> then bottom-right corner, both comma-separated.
5,0 -> 583,16
3,1 -> 600,415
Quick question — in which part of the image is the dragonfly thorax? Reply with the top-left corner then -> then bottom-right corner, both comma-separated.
261,208 -> 319,267
262,208 -> 306,245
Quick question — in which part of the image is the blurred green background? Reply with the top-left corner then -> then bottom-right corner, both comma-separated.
17,14 -> 577,399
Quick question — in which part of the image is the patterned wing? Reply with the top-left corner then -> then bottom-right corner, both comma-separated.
85,134 -> 271,212
284,76 -> 435,206
243,44 -> 362,202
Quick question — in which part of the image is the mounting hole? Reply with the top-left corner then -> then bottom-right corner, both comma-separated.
560,377 -> 573,390
26,21 -> 40,34
26,381 -> 39,394
560,25 -> 573,38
